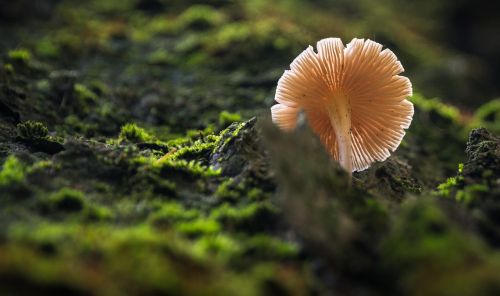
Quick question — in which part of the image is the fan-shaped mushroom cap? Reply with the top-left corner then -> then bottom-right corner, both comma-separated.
271,38 -> 413,172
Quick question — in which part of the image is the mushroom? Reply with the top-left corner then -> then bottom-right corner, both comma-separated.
271,38 -> 413,173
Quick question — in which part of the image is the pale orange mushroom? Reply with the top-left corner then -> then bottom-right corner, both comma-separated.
271,38 -> 413,173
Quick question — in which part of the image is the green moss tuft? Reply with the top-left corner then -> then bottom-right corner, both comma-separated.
147,50 -> 176,65
7,48 -> 32,63
47,188 -> 86,213
211,202 -> 278,232
0,156 -> 26,186
471,99 -> 500,134
35,37 -> 60,58
177,5 -> 226,30
63,115 -> 99,136
149,202 -> 200,227
85,205 -> 115,221
436,176 -> 458,197
214,179 -> 240,201
155,158 -> 221,178
166,140 -> 216,162
218,111 -> 242,128
410,93 -> 461,123
455,184 -> 489,204
17,121 -> 49,139
192,235 -> 242,261
175,218 -> 221,236
247,188 -> 264,201
382,199 -> 500,296
74,83 -> 98,103
434,163 -> 465,199
27,160 -> 55,174
3,63 -> 14,73
243,235 -> 299,259
119,123 -> 153,143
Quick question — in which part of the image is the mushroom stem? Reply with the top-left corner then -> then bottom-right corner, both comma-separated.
327,94 -> 353,177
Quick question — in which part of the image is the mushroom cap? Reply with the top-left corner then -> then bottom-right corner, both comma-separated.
271,38 -> 413,172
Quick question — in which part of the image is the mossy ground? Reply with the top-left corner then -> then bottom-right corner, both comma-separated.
1,1 -> 500,295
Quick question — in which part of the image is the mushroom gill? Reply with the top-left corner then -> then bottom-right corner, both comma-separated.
271,38 -> 414,173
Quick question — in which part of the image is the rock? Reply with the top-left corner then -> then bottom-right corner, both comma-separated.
210,117 -> 271,183
464,128 -> 500,181
355,157 -> 422,202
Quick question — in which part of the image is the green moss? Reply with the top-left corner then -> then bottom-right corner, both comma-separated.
434,163 -> 465,199
210,202 -> 278,232
214,179 -> 267,202
63,115 -> 99,136
3,2 -> 498,295
3,222 -> 267,295
165,135 -> 191,147
86,205 -> 115,221
471,99 -> 500,134
74,83 -> 98,103
166,140 -> 216,161
214,121 -> 248,153
410,93 -> 461,123
436,176 -> 458,197
243,235 -> 299,259
175,218 -> 221,236
382,199 -> 500,296
214,179 -> 240,201
212,22 -> 252,49
0,155 -> 26,186
149,202 -> 200,226
147,50 -> 176,65
7,48 -> 32,63
35,79 -> 51,92
150,176 -> 177,196
119,123 -> 153,143
247,188 -> 264,201
130,21 -> 163,42
155,158 -> 221,178
218,111 -> 242,128
17,121 -> 49,139
177,5 -> 226,30
46,188 -> 86,213
150,123 -> 248,177
192,234 -> 298,263
383,200 -> 458,265
27,160 -> 55,174
351,198 -> 389,232
455,184 -> 489,204
192,234 -> 242,261
186,125 -> 215,140
3,63 -> 14,73
35,37 -> 60,58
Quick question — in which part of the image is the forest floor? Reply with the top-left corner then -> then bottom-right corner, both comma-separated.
1,1 -> 499,295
